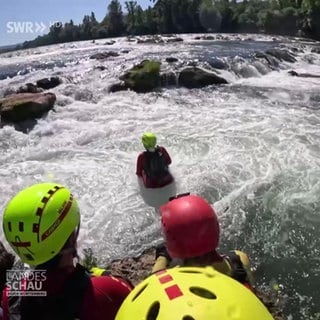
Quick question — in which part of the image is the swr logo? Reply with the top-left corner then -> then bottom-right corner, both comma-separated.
6,21 -> 62,34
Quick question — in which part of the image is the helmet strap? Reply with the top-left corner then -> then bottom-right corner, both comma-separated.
36,226 -> 80,270
58,228 -> 80,268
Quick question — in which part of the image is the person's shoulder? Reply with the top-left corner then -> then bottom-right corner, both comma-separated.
82,275 -> 132,320
89,274 -> 132,296
158,146 -> 168,152
137,151 -> 145,159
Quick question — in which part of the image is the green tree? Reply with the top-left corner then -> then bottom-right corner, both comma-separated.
105,0 -> 125,36
153,0 -> 176,33
260,6 -> 299,35
188,0 -> 205,32
59,20 -> 77,42
214,0 -> 235,32
144,6 -> 158,34
301,0 -> 320,38
199,0 -> 222,32
234,0 -> 267,32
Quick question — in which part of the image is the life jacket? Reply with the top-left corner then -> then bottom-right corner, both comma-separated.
224,251 -> 250,285
191,251 -> 253,288
7,264 -> 91,320
143,147 -> 168,179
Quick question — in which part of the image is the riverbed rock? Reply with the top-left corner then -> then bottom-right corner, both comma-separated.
255,52 -> 280,69
288,70 -> 320,78
94,65 -> 106,71
208,57 -> 228,70
0,92 -> 56,122
90,51 -> 119,60
311,46 -> 320,54
265,48 -> 296,63
104,40 -> 116,45
137,35 -> 164,44
119,60 -> 161,93
108,82 -> 128,93
178,67 -> 228,88
166,57 -> 179,63
36,76 -> 62,90
17,83 -> 43,94
166,37 -> 183,43
160,71 -> 177,87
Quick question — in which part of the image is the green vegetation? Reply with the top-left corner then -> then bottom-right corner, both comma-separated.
120,60 -> 161,92
81,248 -> 99,270
6,0 -> 320,51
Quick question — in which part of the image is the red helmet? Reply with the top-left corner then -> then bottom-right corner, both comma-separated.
160,194 -> 220,258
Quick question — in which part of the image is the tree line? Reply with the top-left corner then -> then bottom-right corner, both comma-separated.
8,0 -> 320,50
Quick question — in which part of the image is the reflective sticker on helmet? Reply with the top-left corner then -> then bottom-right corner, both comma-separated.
165,285 -> 183,300
35,186 -> 61,217
33,186 -> 63,243
155,270 -> 184,300
11,241 -> 31,247
155,270 -> 166,276
33,224 -> 39,233
158,274 -> 173,284
41,195 -> 73,241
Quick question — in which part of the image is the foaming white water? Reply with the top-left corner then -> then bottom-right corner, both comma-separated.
1,33 -> 320,317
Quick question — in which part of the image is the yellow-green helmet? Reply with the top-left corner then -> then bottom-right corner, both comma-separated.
116,267 -> 274,320
142,132 -> 157,149
2,183 -> 80,266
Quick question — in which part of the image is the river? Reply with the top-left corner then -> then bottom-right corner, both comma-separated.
0,33 -> 319,319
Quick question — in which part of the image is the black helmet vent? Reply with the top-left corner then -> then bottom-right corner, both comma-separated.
132,283 -> 148,301
190,287 -> 217,299
146,301 -> 160,320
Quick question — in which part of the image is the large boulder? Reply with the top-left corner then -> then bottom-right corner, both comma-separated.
119,60 -> 161,93
178,67 -> 228,88
0,92 -> 56,122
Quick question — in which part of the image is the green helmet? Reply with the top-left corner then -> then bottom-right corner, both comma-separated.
2,183 -> 80,266
142,132 -> 157,149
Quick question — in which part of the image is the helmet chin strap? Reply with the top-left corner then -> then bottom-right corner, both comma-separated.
146,147 -> 156,152
54,225 -> 80,268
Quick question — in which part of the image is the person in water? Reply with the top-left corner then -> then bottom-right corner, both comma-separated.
1,183 -> 132,320
0,242 -> 15,320
115,266 -> 274,320
136,132 -> 174,188
152,193 -> 254,290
